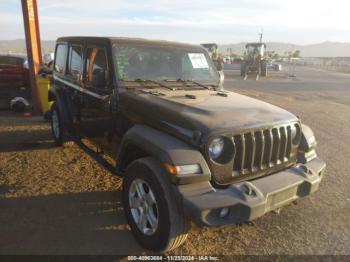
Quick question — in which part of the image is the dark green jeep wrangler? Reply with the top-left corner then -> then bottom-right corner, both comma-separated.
50,36 -> 326,252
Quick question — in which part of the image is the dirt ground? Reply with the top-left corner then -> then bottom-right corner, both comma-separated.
0,66 -> 349,256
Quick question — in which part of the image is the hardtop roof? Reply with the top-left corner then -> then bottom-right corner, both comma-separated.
56,36 -> 204,50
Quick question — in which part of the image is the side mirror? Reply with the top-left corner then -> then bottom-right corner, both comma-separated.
218,71 -> 225,91
92,68 -> 107,88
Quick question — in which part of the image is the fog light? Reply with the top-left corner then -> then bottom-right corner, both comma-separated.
219,207 -> 229,218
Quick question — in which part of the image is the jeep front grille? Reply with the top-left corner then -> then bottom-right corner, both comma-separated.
232,124 -> 299,176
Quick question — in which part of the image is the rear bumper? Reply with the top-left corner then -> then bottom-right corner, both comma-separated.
179,157 -> 326,227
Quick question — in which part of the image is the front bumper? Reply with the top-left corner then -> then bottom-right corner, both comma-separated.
179,157 -> 326,227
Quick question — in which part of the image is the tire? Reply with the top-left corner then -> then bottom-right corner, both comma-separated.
122,157 -> 189,252
50,103 -> 73,146
11,101 -> 26,112
51,103 -> 64,146
240,62 -> 246,76
43,110 -> 52,121
261,61 -> 268,77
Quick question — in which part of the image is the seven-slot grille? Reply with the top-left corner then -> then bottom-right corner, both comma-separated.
232,123 -> 299,176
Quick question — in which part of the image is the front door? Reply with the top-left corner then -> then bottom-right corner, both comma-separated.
80,46 -> 114,152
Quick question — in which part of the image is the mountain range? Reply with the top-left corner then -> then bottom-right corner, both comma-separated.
219,41 -> 350,57
0,39 -> 55,54
1,39 -> 350,57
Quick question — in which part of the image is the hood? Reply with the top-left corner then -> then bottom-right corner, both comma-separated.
119,88 -> 298,144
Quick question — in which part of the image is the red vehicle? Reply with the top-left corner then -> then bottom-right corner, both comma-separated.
0,54 -> 30,109
232,57 -> 243,64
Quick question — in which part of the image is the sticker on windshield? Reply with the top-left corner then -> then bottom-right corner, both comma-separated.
188,53 -> 209,69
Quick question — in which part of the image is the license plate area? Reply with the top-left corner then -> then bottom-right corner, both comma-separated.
266,185 -> 298,212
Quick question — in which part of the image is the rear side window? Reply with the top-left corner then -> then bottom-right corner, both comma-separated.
54,44 -> 67,74
67,45 -> 83,79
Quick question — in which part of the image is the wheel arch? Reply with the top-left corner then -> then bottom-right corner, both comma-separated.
50,86 -> 73,132
116,125 -> 211,183
122,156 -> 190,252
48,88 -> 56,102
117,143 -> 150,174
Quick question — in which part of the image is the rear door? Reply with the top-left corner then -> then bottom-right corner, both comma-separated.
53,42 -> 85,133
65,43 -> 84,132
53,43 -> 68,90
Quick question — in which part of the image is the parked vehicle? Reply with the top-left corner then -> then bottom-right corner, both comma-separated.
50,37 -> 326,252
0,54 -> 30,109
267,62 -> 282,71
200,43 -> 224,71
232,57 -> 243,64
241,43 -> 268,79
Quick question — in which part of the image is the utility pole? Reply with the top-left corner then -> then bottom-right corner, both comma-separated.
21,0 -> 42,113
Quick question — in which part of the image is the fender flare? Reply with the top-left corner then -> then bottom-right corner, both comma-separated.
116,125 -> 211,184
298,124 -> 318,163
300,124 -> 317,152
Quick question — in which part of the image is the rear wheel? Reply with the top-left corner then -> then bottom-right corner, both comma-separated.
51,103 -> 73,146
51,103 -> 63,146
122,157 -> 189,252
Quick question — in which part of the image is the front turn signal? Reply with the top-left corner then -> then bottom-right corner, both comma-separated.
163,163 -> 202,176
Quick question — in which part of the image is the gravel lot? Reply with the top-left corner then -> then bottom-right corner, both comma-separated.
0,66 -> 349,256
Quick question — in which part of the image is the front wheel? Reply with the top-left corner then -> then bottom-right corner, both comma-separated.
51,103 -> 64,146
122,157 -> 189,252
261,61 -> 268,77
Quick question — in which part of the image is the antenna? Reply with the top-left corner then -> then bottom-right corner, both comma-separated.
259,30 -> 263,43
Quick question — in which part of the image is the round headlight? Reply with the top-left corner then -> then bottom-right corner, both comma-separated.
209,137 -> 224,159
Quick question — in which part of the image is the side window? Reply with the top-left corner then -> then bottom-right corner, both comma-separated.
54,44 -> 67,74
67,45 -> 83,80
181,54 -> 193,73
86,47 -> 109,89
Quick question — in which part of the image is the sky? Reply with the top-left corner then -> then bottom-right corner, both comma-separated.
1,0 -> 350,44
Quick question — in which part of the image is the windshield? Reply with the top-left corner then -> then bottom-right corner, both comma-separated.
114,44 -> 219,83
246,45 -> 264,55
0,56 -> 25,66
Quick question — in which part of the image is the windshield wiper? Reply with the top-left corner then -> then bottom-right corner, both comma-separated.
120,78 -> 176,91
164,79 -> 216,90
135,79 -> 177,91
